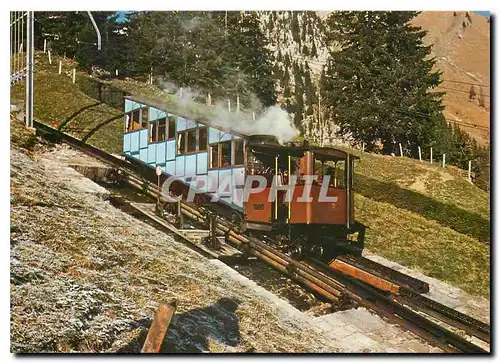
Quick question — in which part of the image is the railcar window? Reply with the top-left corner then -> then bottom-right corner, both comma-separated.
131,109 -> 141,131
177,132 -> 186,155
199,127 -> 208,152
221,141 -> 232,167
210,144 -> 219,168
334,162 -> 346,188
141,107 -> 148,127
167,116 -> 176,140
234,140 -> 244,165
187,129 -> 197,152
157,118 -> 167,142
149,122 -> 158,143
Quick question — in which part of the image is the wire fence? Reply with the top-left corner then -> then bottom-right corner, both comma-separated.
10,11 -> 28,85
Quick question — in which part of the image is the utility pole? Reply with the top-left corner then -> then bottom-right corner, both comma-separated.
25,11 -> 34,128
86,11 -> 101,50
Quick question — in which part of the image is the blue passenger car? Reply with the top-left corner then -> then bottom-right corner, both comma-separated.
122,94 -> 246,211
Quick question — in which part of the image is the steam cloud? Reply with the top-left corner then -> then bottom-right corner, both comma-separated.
167,85 -> 299,144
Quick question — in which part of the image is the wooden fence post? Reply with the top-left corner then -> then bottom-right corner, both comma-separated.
362,143 -> 365,152
115,69 -> 118,76
48,50 -> 52,65
399,143 -> 403,157
442,154 -> 446,167
468,160 -> 472,183
252,112 -> 256,121
58,60 -> 62,74
207,93 -> 211,106
43,39 -> 47,53
228,99 -> 231,112
72,68 -> 76,83
418,146 -> 422,162
430,147 -> 433,164
236,95 -> 240,113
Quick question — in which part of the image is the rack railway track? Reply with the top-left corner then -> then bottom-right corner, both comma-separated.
32,120 -> 490,353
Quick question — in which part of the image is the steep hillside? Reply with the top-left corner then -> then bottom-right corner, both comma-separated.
259,11 -> 340,145
10,50 -> 489,298
10,53 -> 123,154
263,11 -> 491,146
411,11 -> 490,145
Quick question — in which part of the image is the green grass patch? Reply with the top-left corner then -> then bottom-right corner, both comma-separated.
356,194 -> 490,298
354,174 -> 490,243
10,53 -> 124,154
335,146 -> 490,220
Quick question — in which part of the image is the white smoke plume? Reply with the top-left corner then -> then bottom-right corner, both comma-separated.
164,83 -> 299,144
241,106 -> 299,144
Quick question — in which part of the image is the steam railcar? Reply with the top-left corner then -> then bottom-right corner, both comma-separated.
122,94 -> 365,259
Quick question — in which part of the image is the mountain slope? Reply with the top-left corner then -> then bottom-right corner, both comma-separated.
411,11 -> 490,145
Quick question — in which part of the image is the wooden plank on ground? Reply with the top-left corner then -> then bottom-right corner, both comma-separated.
141,300 -> 177,353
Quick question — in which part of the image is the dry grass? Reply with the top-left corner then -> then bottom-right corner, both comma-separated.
10,135 -> 335,353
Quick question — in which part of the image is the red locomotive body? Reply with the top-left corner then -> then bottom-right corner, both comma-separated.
241,135 -> 364,258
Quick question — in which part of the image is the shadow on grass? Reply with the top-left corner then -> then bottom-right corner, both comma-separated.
354,174 -> 490,243
81,113 -> 124,143
117,297 -> 242,353
58,102 -> 102,132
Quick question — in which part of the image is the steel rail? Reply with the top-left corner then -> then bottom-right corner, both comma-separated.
305,258 -> 488,353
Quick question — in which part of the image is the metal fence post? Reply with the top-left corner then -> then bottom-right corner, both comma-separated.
25,11 -> 34,128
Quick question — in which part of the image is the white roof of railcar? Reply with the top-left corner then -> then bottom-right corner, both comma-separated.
125,94 -> 250,138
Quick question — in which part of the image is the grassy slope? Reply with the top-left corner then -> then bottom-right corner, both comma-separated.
332,146 -> 490,297
10,53 -> 123,154
10,52 -> 490,298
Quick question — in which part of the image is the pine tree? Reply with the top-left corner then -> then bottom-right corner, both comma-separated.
320,11 -> 444,154
126,11 -> 276,107
34,11 -> 121,71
